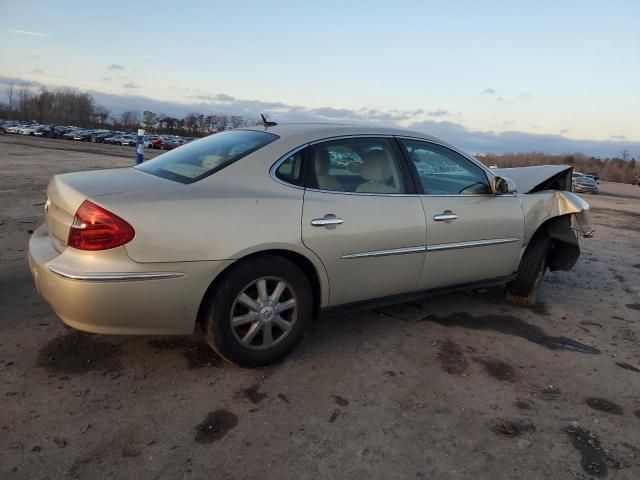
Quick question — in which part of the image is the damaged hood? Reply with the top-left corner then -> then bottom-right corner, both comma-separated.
493,165 -> 572,193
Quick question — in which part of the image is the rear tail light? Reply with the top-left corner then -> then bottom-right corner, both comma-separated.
67,200 -> 135,250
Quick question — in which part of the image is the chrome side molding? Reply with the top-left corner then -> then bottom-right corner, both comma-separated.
341,245 -> 426,259
48,266 -> 185,282
342,238 -> 519,259
427,238 -> 520,252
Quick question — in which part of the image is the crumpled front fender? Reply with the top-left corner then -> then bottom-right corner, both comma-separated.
520,190 -> 593,245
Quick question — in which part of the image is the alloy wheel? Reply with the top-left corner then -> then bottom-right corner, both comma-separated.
230,276 -> 298,350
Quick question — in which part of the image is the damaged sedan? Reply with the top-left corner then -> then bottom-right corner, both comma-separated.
28,124 -> 591,366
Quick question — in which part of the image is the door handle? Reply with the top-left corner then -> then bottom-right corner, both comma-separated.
433,212 -> 458,222
311,215 -> 344,227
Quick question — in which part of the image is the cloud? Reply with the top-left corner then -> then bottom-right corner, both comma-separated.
406,119 -> 639,157
215,93 -> 235,102
427,109 -> 449,117
8,29 -> 51,37
189,94 -> 215,101
497,92 -> 533,104
108,64 -> 125,70
481,88 -> 496,95
122,83 -> 140,89
0,74 -> 637,157
31,68 -> 44,75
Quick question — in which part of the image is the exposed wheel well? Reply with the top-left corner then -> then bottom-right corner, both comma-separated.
528,214 -> 579,271
196,249 -> 322,331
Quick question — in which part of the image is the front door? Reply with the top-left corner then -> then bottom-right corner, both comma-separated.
301,137 -> 426,306
397,138 -> 524,290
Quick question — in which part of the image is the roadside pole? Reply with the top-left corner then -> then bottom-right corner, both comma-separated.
135,128 -> 145,164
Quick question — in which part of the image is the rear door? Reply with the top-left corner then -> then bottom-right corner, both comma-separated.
300,137 -> 426,306
397,138 -> 524,290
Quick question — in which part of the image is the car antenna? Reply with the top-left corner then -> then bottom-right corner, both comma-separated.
260,113 -> 277,128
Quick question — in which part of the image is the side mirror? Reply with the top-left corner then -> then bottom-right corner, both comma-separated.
494,176 -> 517,194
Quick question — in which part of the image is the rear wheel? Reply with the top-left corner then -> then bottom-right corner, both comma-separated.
202,255 -> 312,367
506,233 -> 551,306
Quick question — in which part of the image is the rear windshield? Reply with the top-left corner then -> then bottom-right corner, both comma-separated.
136,130 -> 279,183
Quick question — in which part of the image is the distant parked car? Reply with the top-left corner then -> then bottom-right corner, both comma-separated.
120,135 -> 137,146
160,138 -> 180,150
584,172 -> 600,182
34,126 -> 53,137
89,131 -> 113,143
573,175 -> 598,194
103,135 -> 123,145
62,130 -> 81,140
73,130 -> 94,141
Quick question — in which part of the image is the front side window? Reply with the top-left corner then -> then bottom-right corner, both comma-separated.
137,130 -> 278,183
308,138 -> 405,194
400,139 -> 491,195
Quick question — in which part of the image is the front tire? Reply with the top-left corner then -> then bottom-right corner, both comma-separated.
202,255 -> 312,367
506,233 -> 551,306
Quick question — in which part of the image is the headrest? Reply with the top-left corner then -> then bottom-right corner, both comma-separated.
361,150 -> 391,182
313,148 -> 331,175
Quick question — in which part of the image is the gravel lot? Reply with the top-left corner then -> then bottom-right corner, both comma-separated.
1,135 -> 639,480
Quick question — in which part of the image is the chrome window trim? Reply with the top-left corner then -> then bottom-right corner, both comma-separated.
268,134 -> 516,198
427,238 -> 520,252
341,245 -> 426,259
48,266 -> 185,282
269,135 -> 408,195
269,143 -> 309,191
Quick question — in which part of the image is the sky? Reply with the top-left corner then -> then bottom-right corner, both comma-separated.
0,0 -> 638,156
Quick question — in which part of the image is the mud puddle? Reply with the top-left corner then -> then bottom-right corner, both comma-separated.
585,397 -> 624,415
491,419 -> 535,437
242,385 -> 267,404
37,332 -> 123,375
474,358 -> 516,383
148,338 -> 219,368
565,426 -> 621,477
194,410 -> 238,443
423,312 -> 600,354
437,339 -> 468,375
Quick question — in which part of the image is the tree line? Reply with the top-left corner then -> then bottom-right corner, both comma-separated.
476,152 -> 639,184
0,84 -> 258,136
2,84 -> 638,183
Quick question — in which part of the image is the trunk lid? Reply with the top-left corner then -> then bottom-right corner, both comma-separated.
45,167 -> 175,253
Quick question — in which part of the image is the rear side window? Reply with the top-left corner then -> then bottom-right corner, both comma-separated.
308,138 -> 406,194
136,130 -> 278,183
275,150 -> 305,186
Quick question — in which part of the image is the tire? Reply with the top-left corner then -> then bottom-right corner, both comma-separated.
202,255 -> 313,367
506,233 -> 552,306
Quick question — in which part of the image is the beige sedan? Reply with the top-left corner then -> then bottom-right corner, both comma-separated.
28,123 -> 591,366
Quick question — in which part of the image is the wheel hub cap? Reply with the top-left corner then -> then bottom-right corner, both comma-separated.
230,277 -> 298,351
260,306 -> 274,322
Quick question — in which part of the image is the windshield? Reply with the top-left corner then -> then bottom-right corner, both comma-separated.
136,129 -> 279,183
577,177 -> 596,185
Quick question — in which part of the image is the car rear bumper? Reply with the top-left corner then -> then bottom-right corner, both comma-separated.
28,223 -> 232,335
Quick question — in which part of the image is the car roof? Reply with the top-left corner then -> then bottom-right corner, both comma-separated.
241,123 -> 451,148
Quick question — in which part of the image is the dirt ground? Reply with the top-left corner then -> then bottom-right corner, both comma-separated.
1,134 -> 639,480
